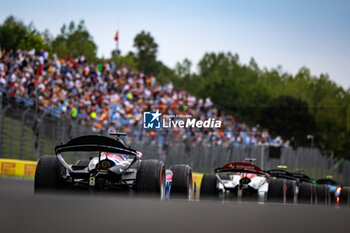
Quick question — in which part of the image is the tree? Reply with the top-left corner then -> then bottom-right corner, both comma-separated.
133,31 -> 158,74
175,58 -> 192,79
51,20 -> 97,61
0,15 -> 46,52
258,95 -> 316,145
113,51 -> 138,69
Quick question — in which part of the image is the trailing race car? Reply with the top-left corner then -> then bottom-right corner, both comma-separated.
317,178 -> 349,206
200,160 -> 291,203
266,169 -> 299,203
34,134 -> 193,199
267,169 -> 329,205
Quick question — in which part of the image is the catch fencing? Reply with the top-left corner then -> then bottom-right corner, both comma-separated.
1,91 -> 350,185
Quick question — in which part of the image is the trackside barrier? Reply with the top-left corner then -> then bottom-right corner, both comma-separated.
0,158 -> 36,177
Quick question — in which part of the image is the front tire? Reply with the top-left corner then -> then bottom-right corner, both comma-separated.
200,174 -> 218,199
34,155 -> 66,192
169,164 -> 193,200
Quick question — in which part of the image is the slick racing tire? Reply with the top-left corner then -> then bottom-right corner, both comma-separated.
340,188 -> 349,206
136,160 -> 165,198
311,183 -> 317,205
330,190 -> 336,205
316,184 -> 329,205
34,155 -> 66,192
169,164 -> 193,200
298,183 -> 314,204
285,180 -> 297,204
267,178 -> 286,203
200,174 -> 218,199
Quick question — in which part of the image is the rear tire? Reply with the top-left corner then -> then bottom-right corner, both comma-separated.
311,183 -> 317,204
316,184 -> 329,205
34,155 -> 66,192
340,188 -> 349,206
285,180 -> 297,203
298,183 -> 314,204
267,179 -> 286,203
200,174 -> 218,199
330,190 -> 337,205
136,160 -> 165,198
169,164 -> 193,200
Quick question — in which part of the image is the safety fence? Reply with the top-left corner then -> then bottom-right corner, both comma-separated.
1,92 -> 349,185
136,143 -> 350,185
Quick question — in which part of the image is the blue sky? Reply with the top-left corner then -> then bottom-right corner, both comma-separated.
1,0 -> 349,88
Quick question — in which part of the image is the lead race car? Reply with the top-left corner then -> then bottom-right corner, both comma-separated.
34,133 -> 193,199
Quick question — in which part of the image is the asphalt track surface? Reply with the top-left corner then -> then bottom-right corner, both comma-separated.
0,177 -> 350,233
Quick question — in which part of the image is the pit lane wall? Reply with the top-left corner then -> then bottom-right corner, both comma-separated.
0,158 -> 205,186
0,159 -> 37,177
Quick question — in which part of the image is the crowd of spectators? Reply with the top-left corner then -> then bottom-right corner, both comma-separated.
0,49 -> 287,148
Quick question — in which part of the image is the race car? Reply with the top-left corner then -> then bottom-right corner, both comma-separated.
34,134 -> 193,199
200,160 -> 290,203
317,178 -> 349,206
267,169 -> 329,205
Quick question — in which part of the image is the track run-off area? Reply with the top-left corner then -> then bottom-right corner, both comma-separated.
0,177 -> 349,233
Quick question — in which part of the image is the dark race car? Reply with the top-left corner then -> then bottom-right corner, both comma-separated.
291,172 -> 332,205
34,134 -> 193,199
267,168 -> 330,205
317,178 -> 349,206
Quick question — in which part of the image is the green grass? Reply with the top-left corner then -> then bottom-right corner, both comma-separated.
0,174 -> 34,180
0,115 -> 55,160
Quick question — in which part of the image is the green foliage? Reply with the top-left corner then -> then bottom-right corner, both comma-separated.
0,16 -> 47,52
51,20 -> 97,61
259,96 -> 316,145
113,51 -> 138,69
175,58 -> 192,79
157,61 -> 177,84
161,51 -> 349,158
180,52 -> 270,123
133,31 -> 158,74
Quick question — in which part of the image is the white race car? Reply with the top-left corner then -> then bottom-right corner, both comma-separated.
200,160 -> 288,203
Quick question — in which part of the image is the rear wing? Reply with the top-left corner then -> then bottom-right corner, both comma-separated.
55,135 -> 137,156
215,162 -> 268,176
54,135 -> 138,173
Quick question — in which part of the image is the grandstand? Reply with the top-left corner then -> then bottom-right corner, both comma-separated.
0,49 -> 286,148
